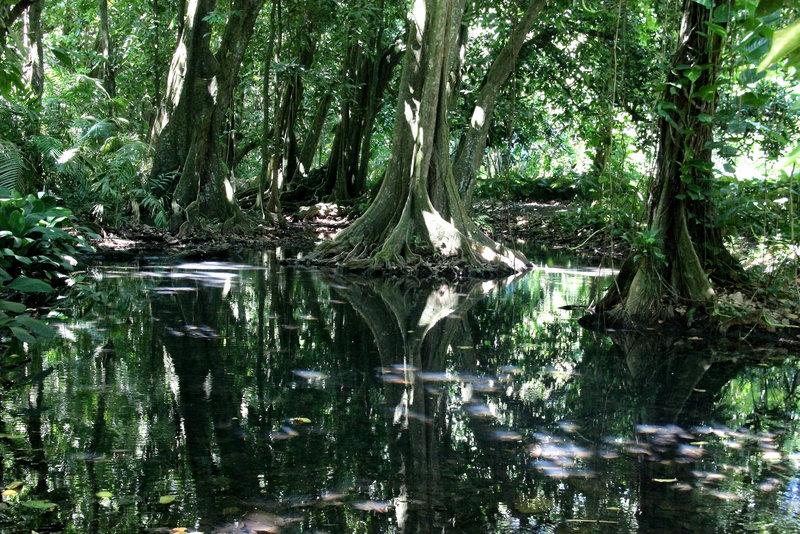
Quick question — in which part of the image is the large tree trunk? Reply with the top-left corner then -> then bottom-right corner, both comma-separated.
308,0 -> 528,277
453,0 -> 546,207
592,0 -> 741,326
149,0 -> 264,235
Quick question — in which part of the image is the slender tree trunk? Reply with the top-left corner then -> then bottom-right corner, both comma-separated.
0,0 -> 36,47
295,90 -> 333,180
593,0 -> 741,326
22,0 -> 43,103
323,26 -> 401,202
453,0 -> 546,207
309,0 -> 527,276
96,0 -> 115,106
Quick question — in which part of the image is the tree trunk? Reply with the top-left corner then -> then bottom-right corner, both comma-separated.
453,0 -> 546,207
593,0 -> 741,326
0,0 -> 36,47
149,0 -> 265,235
22,0 -> 43,103
95,0 -> 115,105
308,0 -> 528,277
323,27 -> 402,202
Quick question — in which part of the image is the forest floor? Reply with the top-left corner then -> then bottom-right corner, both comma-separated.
90,200 -> 623,261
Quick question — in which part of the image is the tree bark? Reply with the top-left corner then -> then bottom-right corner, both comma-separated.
0,0 -> 36,47
22,0 -> 43,103
308,0 -> 528,277
95,0 -> 115,104
593,0 -> 741,326
149,0 -> 265,235
453,0 -> 546,207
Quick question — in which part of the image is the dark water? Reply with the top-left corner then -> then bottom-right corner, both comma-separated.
2,251 -> 800,533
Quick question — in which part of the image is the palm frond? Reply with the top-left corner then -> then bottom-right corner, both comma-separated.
78,118 -> 118,147
31,135 -> 65,166
0,138 -> 31,191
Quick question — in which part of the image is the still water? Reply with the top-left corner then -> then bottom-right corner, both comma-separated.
2,251 -> 800,533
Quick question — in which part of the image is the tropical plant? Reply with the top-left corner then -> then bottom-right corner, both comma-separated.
0,187 -> 93,346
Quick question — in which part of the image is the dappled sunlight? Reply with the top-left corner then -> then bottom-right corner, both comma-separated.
471,105 -> 486,129
421,209 -> 461,257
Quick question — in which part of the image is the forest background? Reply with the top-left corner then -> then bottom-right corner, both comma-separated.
0,0 -> 799,341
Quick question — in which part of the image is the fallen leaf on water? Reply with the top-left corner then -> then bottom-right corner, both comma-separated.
159,495 -> 177,504
352,500 -> 391,513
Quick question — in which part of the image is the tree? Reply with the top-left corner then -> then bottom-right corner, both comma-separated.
589,0 -> 742,326
308,0 -> 528,276
453,0 -> 546,206
149,0 -> 264,235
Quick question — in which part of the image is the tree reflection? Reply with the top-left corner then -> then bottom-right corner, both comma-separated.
3,259 -> 800,532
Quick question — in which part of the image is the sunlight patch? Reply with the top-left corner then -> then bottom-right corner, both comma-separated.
471,106 -> 485,129
422,210 -> 460,257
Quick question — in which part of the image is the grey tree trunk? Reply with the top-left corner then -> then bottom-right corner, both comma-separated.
22,0 -> 43,103
149,0 -> 265,234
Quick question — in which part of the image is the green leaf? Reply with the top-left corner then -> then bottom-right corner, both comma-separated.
10,326 -> 36,344
159,495 -> 176,504
758,19 -> 800,72
685,67 -> 702,83
692,0 -> 713,8
50,47 -> 73,70
7,276 -> 53,293
21,500 -> 58,511
698,113 -> 714,123
756,0 -> 783,17
0,300 -> 26,313
96,491 -> 113,499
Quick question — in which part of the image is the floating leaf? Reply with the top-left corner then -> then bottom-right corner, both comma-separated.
96,491 -> 113,499
22,500 -> 57,510
159,495 -> 177,504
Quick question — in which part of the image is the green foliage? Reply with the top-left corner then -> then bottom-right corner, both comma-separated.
624,228 -> 667,267
0,187 -> 93,347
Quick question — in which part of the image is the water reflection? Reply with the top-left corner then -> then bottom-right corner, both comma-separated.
1,253 -> 799,532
